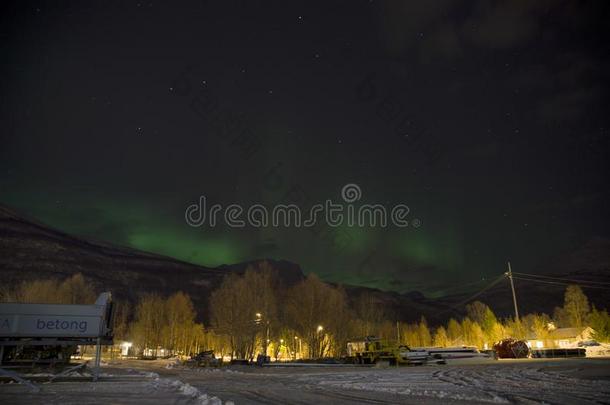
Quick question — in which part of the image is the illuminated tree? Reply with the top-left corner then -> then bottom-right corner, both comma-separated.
589,307 -> 610,342
417,317 -> 432,347
58,273 -> 96,304
466,301 -> 499,342
553,306 -> 570,327
6,279 -> 61,303
402,322 -> 420,347
209,273 -> 255,359
563,285 -> 590,328
112,299 -> 131,342
523,313 -> 553,347
327,285 -> 354,357
461,317 -> 484,348
466,301 -> 489,325
163,291 -> 198,355
447,318 -> 462,345
284,273 -> 347,358
504,317 -> 527,340
353,291 -> 384,337
209,264 -> 278,360
245,263 -> 278,356
433,326 -> 449,347
130,294 -> 166,355
487,320 -> 505,344
2,273 -> 96,304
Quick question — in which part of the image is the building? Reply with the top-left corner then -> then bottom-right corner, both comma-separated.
527,326 -> 594,349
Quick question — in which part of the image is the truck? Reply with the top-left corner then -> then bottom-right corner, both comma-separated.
0,292 -> 115,367
346,336 -> 445,366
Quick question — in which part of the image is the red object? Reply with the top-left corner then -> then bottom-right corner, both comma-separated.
493,338 -> 530,358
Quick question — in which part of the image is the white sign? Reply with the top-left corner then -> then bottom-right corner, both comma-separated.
0,293 -> 112,339
0,314 -> 102,337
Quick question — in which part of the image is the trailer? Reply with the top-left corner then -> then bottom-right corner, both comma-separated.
0,292 -> 114,372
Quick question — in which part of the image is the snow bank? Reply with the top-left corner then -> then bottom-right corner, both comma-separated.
142,370 -> 224,404
165,358 -> 182,369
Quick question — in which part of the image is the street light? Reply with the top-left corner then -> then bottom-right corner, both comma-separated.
315,325 -> 326,358
255,312 -> 270,357
294,336 -> 302,359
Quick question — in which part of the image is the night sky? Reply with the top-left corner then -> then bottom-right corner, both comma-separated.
1,1 -> 609,296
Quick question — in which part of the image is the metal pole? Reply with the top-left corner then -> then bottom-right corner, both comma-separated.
507,262 -> 519,322
94,337 -> 102,381
265,322 -> 270,357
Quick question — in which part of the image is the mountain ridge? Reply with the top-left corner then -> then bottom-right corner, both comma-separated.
1,204 -> 609,324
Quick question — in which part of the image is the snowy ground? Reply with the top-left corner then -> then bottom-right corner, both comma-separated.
0,365 -> 225,405
1,358 -> 609,404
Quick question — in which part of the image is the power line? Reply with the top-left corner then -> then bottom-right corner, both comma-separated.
434,274 -> 508,318
512,276 -> 610,291
512,271 -> 610,286
435,277 -> 493,294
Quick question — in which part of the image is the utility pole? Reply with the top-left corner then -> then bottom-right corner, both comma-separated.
506,261 -> 519,322
396,321 -> 400,344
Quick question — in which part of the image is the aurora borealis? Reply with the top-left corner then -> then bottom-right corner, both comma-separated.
1,1 -> 609,296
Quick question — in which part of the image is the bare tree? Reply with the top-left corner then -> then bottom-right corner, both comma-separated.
284,274 -> 349,358
563,285 -> 590,328
353,291 -> 384,337
58,273 -> 96,304
210,264 -> 278,360
1,273 -> 96,304
130,294 -> 166,356
433,326 -> 449,347
163,291 -> 198,355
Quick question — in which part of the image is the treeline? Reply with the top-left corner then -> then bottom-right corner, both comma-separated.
2,268 -> 610,359
0,274 -> 207,357
1,273 -> 96,305
208,262 -> 353,359
126,292 -> 206,356
197,263 -> 610,358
